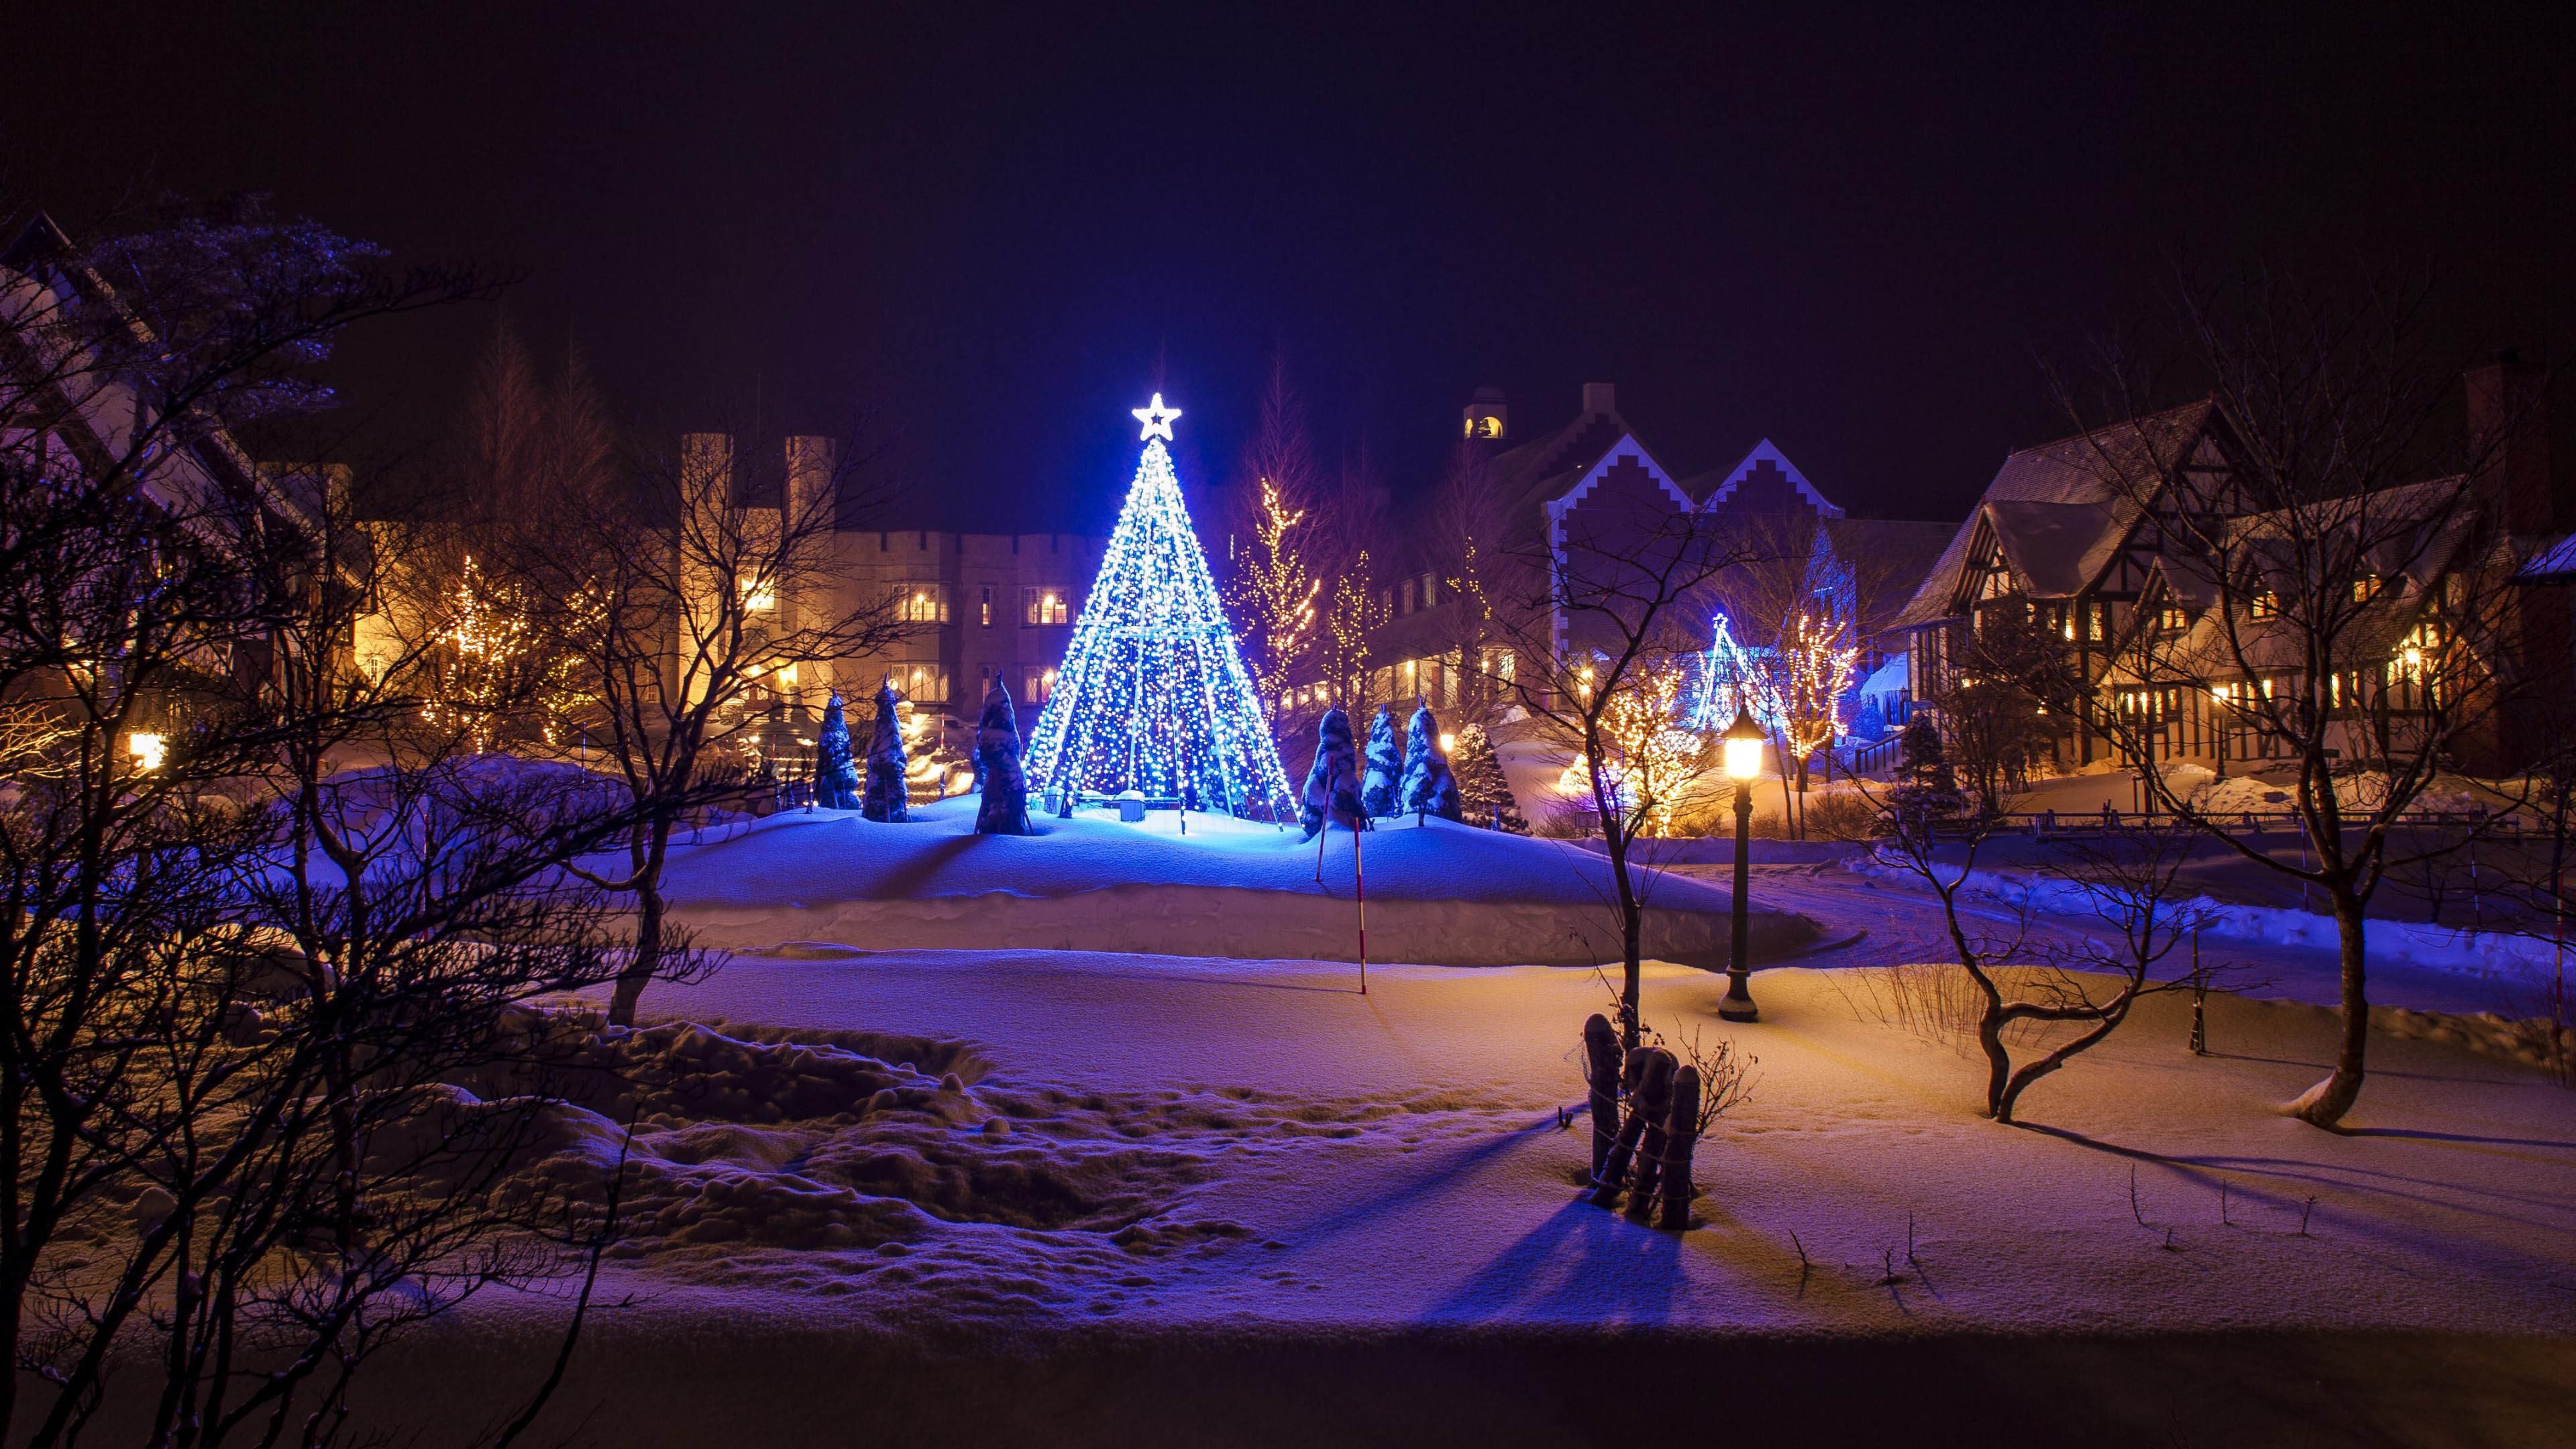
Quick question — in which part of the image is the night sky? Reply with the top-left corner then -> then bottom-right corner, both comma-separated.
9,3 -> 2569,531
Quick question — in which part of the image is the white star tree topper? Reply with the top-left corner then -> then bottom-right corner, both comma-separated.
1132,392 -> 1182,442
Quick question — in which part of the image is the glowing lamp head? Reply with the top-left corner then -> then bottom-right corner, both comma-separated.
1439,732 -> 1456,754
1721,707 -> 1764,781
127,733 -> 166,773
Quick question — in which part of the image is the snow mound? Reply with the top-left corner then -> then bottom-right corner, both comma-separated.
466,1014 -> 1545,1314
652,797 -> 1819,967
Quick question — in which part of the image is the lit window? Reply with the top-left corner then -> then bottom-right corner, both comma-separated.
1023,588 -> 1069,625
894,663 -> 949,702
127,733 -> 166,772
743,581 -> 776,612
980,586 -> 993,627
895,584 -> 948,624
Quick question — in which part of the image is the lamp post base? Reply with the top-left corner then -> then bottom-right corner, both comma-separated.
1717,971 -> 1760,1022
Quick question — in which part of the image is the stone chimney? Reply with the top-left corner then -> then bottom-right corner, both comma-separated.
785,435 -> 836,531
2466,351 -> 2552,535
1581,381 -> 1617,416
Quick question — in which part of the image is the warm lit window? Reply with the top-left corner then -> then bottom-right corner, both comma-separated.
893,662 -> 949,702
1020,665 -> 1057,702
2159,606 -> 2189,633
1023,588 -> 1069,625
895,584 -> 949,624
980,586 -> 993,627
2249,590 -> 2278,617
2353,576 -> 2377,603
742,580 -> 777,612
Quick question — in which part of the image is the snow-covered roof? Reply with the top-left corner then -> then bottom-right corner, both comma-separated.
1888,399 -> 2218,631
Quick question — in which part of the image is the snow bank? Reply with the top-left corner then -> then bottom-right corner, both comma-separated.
653,798 -> 1819,967
1848,852 -> 2573,978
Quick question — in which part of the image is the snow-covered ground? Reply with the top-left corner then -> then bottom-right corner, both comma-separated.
186,944 -> 2574,1448
651,796 -> 1821,967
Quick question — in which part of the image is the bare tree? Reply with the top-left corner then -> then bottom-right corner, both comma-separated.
0,199 -> 691,1444
2049,270 -> 2557,1126
1931,604 -> 2080,816
1854,777 -> 2220,1122
1497,499 -> 1750,1049
1426,439 -> 1540,727
508,422 -> 913,1025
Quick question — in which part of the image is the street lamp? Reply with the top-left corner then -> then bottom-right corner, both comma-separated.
1719,706 -> 1765,1022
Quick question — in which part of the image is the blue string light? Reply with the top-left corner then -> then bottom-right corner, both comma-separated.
1026,398 -> 1295,815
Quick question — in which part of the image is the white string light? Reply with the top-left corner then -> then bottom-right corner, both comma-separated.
1026,400 -> 1293,814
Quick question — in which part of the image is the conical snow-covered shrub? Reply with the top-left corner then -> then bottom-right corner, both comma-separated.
1399,704 -> 1463,822
1299,707 -> 1370,841
813,690 -> 861,810
975,676 -> 1031,835
863,680 -> 910,822
1360,704 -> 1402,817
1888,716 -> 1963,826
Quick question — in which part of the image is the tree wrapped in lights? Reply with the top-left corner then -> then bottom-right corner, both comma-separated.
1452,723 -> 1527,833
420,552 -> 596,752
1228,476 -> 1320,717
1570,655 -> 1712,838
1026,395 -> 1295,814
1772,607 -> 1861,794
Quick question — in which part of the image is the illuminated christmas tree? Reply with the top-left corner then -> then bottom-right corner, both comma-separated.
1026,394 -> 1295,814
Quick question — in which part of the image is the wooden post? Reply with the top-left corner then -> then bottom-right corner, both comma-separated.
2189,929 -> 2208,1057
1582,1014 -> 1621,1183
1623,1049 -> 1678,1224
1658,1064 -> 1701,1230
1589,1049 -> 1673,1210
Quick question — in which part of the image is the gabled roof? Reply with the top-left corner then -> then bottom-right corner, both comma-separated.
1540,433 -> 1695,525
1888,399 -> 2220,631
1687,439 -> 1843,517
2113,474 -> 2486,678
1490,403 -> 1633,527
